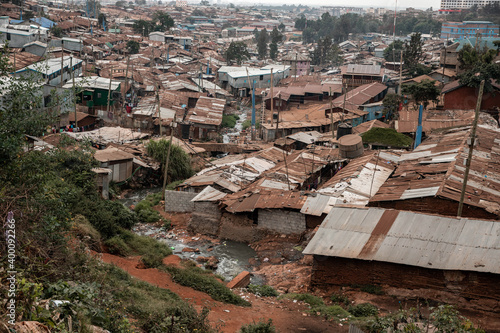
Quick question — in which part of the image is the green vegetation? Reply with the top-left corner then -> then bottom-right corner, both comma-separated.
402,79 -> 441,109
279,293 -> 353,321
126,40 -> 140,54
242,119 -> 260,130
167,179 -> 185,190
279,293 -> 324,308
247,284 -> 279,297
225,41 -> 250,65
162,264 -> 251,306
134,192 -> 163,223
360,284 -> 384,295
222,114 -> 240,128
362,128 -> 413,148
365,305 -> 485,332
348,303 -> 378,317
239,319 -> 276,333
146,139 -> 194,183
330,292 -> 351,307
132,11 -> 174,35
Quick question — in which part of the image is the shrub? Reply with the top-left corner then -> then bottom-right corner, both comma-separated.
162,218 -> 172,230
320,305 -> 351,320
348,303 -> 378,317
141,253 -> 164,268
247,284 -> 279,297
104,236 -> 131,256
162,265 -> 250,306
360,284 -> 384,295
330,292 -> 351,307
146,139 -> 193,183
279,293 -> 324,308
239,319 -> 276,333
135,192 -> 163,223
222,114 -> 239,128
72,214 -> 101,251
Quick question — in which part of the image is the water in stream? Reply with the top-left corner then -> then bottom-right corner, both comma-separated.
120,189 -> 259,282
223,107 -> 248,144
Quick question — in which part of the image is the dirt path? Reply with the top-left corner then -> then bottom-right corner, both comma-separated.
100,253 -> 345,333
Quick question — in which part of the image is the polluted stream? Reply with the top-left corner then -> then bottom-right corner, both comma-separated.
119,189 -> 261,283
223,106 -> 247,144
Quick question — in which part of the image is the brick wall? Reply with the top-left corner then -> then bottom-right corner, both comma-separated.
164,190 -> 197,213
258,209 -> 306,234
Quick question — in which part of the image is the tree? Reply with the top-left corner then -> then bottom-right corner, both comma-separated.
133,19 -> 153,36
115,1 -> 127,7
152,11 -> 174,31
270,27 -> 283,44
403,32 -> 424,71
384,40 -> 404,62
295,14 -> 306,31
458,43 -> 497,72
458,63 -> 500,92
191,9 -> 204,16
127,40 -> 140,54
0,45 -> 57,163
257,28 -> 269,59
494,40 -> 500,55
225,41 -> 250,65
278,22 -> 285,32
98,13 -> 107,29
269,43 -> 278,60
382,93 -> 401,120
402,79 -> 440,109
50,26 -> 63,38
311,36 -> 343,67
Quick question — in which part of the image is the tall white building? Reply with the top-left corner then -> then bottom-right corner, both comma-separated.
440,0 -> 500,10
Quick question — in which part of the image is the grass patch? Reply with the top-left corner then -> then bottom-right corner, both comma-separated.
360,284 -> 384,295
166,179 -> 185,191
319,305 -> 352,321
330,292 -> 351,307
239,319 -> 276,333
279,293 -> 325,308
247,284 -> 279,297
348,303 -> 378,317
134,192 -> 162,224
242,119 -> 260,130
361,127 -> 413,148
104,229 -> 172,265
162,264 -> 251,307
222,114 -> 240,128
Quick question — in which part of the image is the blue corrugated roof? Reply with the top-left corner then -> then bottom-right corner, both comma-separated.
9,19 -> 24,24
30,17 -> 56,29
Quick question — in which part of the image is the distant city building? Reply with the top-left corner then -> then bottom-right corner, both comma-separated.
321,6 -> 364,17
440,21 -> 499,39
440,0 -> 500,9
176,0 -> 187,7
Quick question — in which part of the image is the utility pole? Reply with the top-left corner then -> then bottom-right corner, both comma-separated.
275,93 -> 281,139
341,83 -> 347,123
398,49 -> 403,96
457,79 -> 484,217
157,83 -> 162,136
71,57 -> 77,129
124,55 -> 130,95
162,122 -> 176,200
60,48 -> 64,88
270,68 -> 274,125
330,87 -> 334,138
106,67 -> 113,117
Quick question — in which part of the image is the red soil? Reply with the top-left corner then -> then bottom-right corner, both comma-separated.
99,253 -> 345,333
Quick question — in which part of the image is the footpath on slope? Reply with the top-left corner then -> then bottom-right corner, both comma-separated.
99,253 -> 345,333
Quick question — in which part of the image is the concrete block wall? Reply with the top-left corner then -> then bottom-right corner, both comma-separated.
258,209 -> 306,234
164,190 -> 197,213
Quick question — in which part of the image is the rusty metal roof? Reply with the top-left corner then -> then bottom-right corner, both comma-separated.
304,207 -> 500,274
332,82 -> 387,107
94,147 -> 134,162
371,125 -> 500,216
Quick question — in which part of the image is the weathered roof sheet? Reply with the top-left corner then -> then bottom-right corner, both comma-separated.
332,82 -> 387,107
304,207 -> 500,274
191,185 -> 227,202
94,147 -> 134,162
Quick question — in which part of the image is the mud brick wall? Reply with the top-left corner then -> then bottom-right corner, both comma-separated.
164,190 -> 197,212
188,202 -> 221,236
258,209 -> 306,234
311,256 -> 500,308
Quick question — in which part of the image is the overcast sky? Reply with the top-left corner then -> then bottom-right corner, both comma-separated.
223,0 -> 440,10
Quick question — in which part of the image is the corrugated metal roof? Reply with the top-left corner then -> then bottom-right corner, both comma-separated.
300,193 -> 335,216
304,207 -> 500,274
191,185 -> 227,202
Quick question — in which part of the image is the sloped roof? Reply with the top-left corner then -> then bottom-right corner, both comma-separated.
304,207 -> 500,274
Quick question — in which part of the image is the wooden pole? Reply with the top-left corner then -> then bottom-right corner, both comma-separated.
71,57 -> 77,129
106,67 -> 113,116
162,123 -> 175,200
276,93 -> 281,139
398,49 -> 403,96
270,68 -> 274,125
124,55 -> 130,95
330,87 -> 334,138
457,79 -> 484,217
157,83 -> 162,136
60,47 -> 64,88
